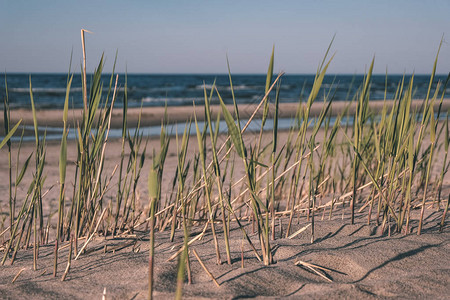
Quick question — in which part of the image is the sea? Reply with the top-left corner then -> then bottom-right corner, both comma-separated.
1,73 -> 448,140
1,73 -> 448,109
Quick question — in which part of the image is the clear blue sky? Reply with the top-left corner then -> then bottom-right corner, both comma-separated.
1,0 -> 449,74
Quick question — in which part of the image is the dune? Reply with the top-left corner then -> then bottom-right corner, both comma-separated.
0,109 -> 449,299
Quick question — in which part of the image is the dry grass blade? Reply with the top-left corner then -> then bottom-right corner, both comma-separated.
75,208 -> 107,260
288,223 -> 311,239
61,235 -> 74,281
295,260 -> 333,282
81,28 -> 93,112
192,249 -> 220,288
168,222 -> 208,261
11,268 -> 26,283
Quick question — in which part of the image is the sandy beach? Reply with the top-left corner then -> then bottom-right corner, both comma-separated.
2,0 -> 449,298
1,100 -> 449,135
0,100 -> 449,299
1,208 -> 448,299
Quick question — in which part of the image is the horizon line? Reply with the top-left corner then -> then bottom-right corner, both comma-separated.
1,71 -> 449,77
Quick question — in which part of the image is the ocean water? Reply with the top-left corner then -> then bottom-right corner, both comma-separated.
1,73 -> 448,109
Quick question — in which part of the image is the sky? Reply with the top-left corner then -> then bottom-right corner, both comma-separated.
1,0 -> 449,75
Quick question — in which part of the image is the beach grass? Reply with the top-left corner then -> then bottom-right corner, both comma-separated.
0,34 -> 449,298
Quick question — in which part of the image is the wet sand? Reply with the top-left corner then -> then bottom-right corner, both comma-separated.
1,99 -> 449,135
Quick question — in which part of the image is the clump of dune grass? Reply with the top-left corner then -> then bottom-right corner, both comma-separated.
1,33 -> 449,298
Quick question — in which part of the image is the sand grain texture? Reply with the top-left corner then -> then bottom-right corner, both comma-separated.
1,211 -> 448,299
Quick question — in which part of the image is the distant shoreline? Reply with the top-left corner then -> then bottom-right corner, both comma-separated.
1,99 -> 448,135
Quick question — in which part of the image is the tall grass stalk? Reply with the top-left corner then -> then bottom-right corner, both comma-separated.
28,77 -> 47,270
113,71 -> 128,236
81,29 -> 91,113
418,98 -> 436,234
217,86 -> 273,264
174,122 -> 192,299
286,48 -> 335,236
351,57 -> 374,224
148,163 -> 158,300
270,79 -> 280,240
203,84 -> 233,264
436,114 -> 449,205
3,76 -> 13,235
193,102 -> 222,264
54,74 -> 73,276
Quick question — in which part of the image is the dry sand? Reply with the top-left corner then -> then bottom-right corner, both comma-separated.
1,102 -> 449,299
1,210 -> 448,299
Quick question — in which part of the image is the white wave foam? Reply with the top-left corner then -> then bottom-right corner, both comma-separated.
9,87 -> 83,93
141,97 -> 194,104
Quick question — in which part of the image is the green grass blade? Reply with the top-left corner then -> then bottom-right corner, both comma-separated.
0,120 -> 22,150
59,131 -> 68,183
424,38 -> 443,105
29,77 -> 39,146
265,45 -> 275,94
3,75 -> 10,146
445,114 -> 449,152
16,152 -> 32,186
63,75 -> 73,125
272,80 -> 280,153
226,56 -> 241,128
307,54 -> 335,108
148,168 -> 158,199
216,88 -> 246,159
430,104 -> 436,143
